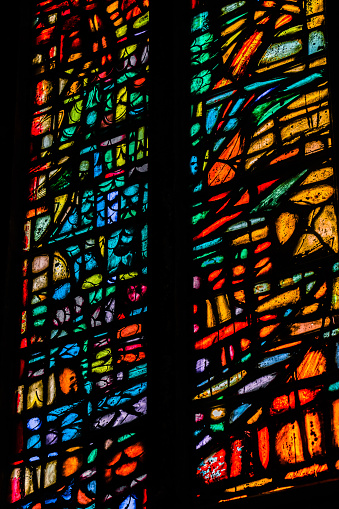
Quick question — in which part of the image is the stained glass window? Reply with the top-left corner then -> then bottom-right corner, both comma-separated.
8,1 -> 149,507
5,0 -> 339,507
190,0 -> 339,503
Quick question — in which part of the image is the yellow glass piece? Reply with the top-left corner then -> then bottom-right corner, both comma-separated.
294,233 -> 322,256
310,57 -> 326,68
306,0 -> 323,15
134,12 -> 149,29
332,399 -> 339,447
307,14 -> 325,28
247,407 -> 262,424
290,185 -> 334,205
256,288 -> 300,313
281,109 -> 329,140
25,468 -> 34,496
27,380 -> 44,410
210,407 -> 226,420
332,277 -> 339,309
116,25 -> 128,37
252,119 -> 274,137
116,143 -> 126,166
119,44 -> 137,59
92,348 -> 113,374
69,99 -> 83,123
53,252 -> 69,281
301,167 -> 333,185
305,140 -> 324,155
314,205 -> 338,253
254,11 -> 266,20
107,0 -> 118,13
257,57 -> 295,73
245,153 -> 264,170
230,370 -> 246,386
194,371 -> 246,399
202,150 -> 209,171
16,385 -> 24,414
119,272 -> 138,280
282,4 -> 300,13
275,212 -> 297,245
285,463 -> 327,479
296,350 -> 326,379
116,86 -> 127,122
275,421 -> 304,464
252,226 -> 269,241
222,41 -> 237,64
206,299 -> 216,328
196,102 -> 203,117
232,226 -> 269,246
305,411 -> 323,457
96,237 -> 105,260
54,194 -> 68,222
82,273 -> 103,289
224,478 -> 272,493
215,295 -> 231,323
69,52 -> 82,62
47,373 -> 56,405
280,102 -> 323,122
32,273 -> 48,292
300,303 -> 319,315
44,461 -> 57,488
248,132 -> 274,154
221,18 -> 246,37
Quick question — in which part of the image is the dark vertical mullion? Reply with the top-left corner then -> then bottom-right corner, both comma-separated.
1,0 -> 33,506
147,1 -> 192,508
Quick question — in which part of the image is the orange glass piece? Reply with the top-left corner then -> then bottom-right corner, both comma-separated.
208,269 -> 223,282
230,439 -> 243,477
59,367 -> 78,394
332,399 -> 339,447
270,392 -> 295,415
298,387 -> 321,405
231,31 -> 263,77
275,14 -> 293,29
304,411 -> 323,457
77,489 -> 94,504
275,421 -> 304,464
115,461 -> 138,476
270,148 -> 299,165
125,442 -> 144,458
258,427 -> 270,469
285,463 -> 328,480
193,212 -> 242,240
62,456 -> 82,477
296,350 -> 326,379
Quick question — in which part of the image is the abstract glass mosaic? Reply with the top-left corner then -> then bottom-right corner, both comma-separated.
9,1 -> 149,507
190,0 -> 339,503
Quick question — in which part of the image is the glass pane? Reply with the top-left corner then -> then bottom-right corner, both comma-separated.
9,1 -> 149,507
190,0 -> 339,503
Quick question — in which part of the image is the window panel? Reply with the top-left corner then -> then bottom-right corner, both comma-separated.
190,0 -> 339,503
9,1 -> 149,507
